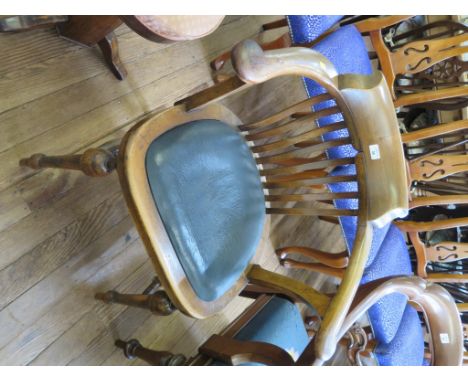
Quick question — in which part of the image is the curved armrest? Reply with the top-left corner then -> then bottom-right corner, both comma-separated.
341,276 -> 463,366
232,40 -> 408,227
231,39 -> 356,141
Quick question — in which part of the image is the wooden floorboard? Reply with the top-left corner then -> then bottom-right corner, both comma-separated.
0,16 -> 345,365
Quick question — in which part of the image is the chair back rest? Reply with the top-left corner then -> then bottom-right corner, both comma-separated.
232,39 -> 409,363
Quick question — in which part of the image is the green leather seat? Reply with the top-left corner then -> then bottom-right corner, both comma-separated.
146,119 -> 265,301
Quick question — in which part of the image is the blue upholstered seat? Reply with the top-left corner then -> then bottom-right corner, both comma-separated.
327,164 -> 391,267
374,305 -> 425,366
146,119 -> 265,302
361,225 -> 413,344
295,24 -> 372,161
287,15 -> 343,44
214,296 -> 310,365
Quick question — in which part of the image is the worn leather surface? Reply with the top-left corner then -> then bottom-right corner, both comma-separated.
361,224 -> 413,345
286,15 -> 343,44
146,119 -> 265,302
375,305 -> 425,366
213,296 -> 310,365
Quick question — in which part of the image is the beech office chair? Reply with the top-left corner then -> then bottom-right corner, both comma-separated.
19,39 -> 409,364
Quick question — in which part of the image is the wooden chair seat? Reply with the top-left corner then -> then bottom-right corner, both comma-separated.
144,119 -> 266,302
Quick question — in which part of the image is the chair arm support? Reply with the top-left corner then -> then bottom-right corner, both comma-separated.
310,220 -> 373,365
246,265 -> 330,316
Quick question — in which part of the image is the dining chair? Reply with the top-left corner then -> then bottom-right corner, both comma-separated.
0,15 -> 225,80
112,276 -> 463,366
19,39 -> 409,364
211,16 -> 468,110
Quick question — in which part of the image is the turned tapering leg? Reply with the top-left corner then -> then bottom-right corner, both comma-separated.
95,290 -> 176,316
19,141 -> 119,177
115,339 -> 186,365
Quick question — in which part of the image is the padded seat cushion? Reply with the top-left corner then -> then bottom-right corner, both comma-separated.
375,305 -> 425,366
286,15 -> 343,44
146,119 -> 265,302
219,296 -> 310,365
361,224 -> 413,344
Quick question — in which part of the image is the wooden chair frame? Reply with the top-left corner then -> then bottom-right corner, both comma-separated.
19,39 -> 408,364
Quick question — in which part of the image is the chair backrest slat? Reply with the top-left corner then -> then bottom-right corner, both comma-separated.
245,108 -> 342,140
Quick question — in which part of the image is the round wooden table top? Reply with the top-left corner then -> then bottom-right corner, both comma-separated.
122,15 -> 225,43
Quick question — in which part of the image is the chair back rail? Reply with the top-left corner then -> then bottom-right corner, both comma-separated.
232,39 -> 408,364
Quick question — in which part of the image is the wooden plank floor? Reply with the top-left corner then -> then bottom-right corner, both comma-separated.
0,16 -> 346,365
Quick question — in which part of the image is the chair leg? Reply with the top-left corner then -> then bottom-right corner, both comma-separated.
95,289 -> 176,316
115,339 -> 186,365
19,140 -> 120,177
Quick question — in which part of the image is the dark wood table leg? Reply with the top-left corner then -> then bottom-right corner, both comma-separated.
97,32 -> 127,80
57,15 -> 127,80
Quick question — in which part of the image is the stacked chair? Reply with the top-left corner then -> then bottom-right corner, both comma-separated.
18,15 -> 466,366
254,15 -> 468,365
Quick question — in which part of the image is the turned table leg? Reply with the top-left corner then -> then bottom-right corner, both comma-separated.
57,15 -> 127,80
